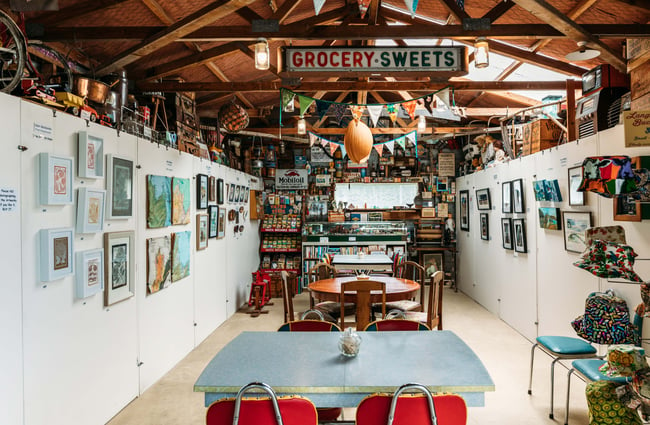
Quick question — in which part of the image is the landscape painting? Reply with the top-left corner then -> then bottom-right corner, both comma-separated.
147,175 -> 171,228
538,207 -> 561,230
172,231 -> 191,282
147,236 -> 171,294
172,177 -> 191,225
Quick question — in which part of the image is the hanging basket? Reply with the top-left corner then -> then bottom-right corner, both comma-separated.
344,118 -> 373,163
219,102 -> 249,133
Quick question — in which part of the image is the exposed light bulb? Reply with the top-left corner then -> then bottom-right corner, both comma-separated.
297,117 -> 307,135
254,38 -> 270,70
474,37 -> 489,69
418,115 -> 427,134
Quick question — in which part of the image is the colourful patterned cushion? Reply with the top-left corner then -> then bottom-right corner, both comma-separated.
586,381 -> 642,425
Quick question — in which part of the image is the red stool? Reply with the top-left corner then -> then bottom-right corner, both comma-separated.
247,271 -> 273,317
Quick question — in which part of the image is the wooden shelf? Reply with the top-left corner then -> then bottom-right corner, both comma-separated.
260,228 -> 301,233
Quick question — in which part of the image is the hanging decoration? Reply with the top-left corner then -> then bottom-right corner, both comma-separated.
344,119 -> 373,163
281,90 -> 294,111
373,144 -> 384,156
403,0 -> 419,17
299,95 -> 315,116
308,130 -> 417,161
313,0 -> 326,15
366,105 -> 383,127
315,99 -> 331,120
219,100 -> 249,133
386,104 -> 398,122
401,100 -> 417,120
357,0 -> 371,18
309,132 -> 318,146
330,103 -> 348,125
422,94 -> 434,114
350,105 -> 365,120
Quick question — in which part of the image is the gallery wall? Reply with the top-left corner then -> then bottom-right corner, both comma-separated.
457,124 -> 650,343
0,93 -> 261,425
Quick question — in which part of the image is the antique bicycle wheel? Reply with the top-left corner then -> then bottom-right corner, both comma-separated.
0,9 -> 26,93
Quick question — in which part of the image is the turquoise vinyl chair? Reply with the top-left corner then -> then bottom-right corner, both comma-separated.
562,312 -> 643,425
528,335 -> 598,419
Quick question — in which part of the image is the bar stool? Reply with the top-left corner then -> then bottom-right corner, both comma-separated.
528,336 -> 598,419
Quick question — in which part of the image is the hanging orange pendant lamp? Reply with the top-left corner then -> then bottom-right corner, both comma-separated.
344,118 -> 373,164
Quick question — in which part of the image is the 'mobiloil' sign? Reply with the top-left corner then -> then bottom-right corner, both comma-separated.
280,46 -> 467,77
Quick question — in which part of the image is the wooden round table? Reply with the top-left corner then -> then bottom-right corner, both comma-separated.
308,276 -> 420,330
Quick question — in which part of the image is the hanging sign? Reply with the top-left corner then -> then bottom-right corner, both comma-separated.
275,169 -> 309,189
280,46 -> 467,77
624,111 -> 650,147
437,152 -> 456,177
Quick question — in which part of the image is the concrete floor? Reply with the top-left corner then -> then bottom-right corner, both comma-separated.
107,288 -> 590,425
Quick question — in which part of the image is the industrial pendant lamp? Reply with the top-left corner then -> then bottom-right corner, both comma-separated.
254,38 -> 270,70
474,37 -> 489,69
417,115 -> 427,134
565,41 -> 601,62
297,116 -> 307,135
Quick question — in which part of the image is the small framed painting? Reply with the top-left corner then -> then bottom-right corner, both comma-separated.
512,178 -> 525,213
228,183 -> 235,203
104,231 -> 135,306
172,177 -> 191,225
235,185 -> 241,203
217,208 -> 226,238
244,187 -> 249,203
502,181 -> 512,213
208,205 -> 219,238
146,236 -> 171,294
476,188 -> 491,210
76,187 -> 106,233
538,207 -> 561,230
39,152 -> 74,205
480,213 -> 489,240
208,176 -> 216,203
501,218 -> 513,250
197,174 -> 208,209
459,190 -> 469,231
172,231 -> 191,282
146,175 -> 172,228
217,178 -> 224,204
106,154 -> 134,219
563,211 -> 592,253
40,227 -> 74,281
568,165 -> 585,206
77,131 -> 104,178
197,214 -> 208,250
75,249 -> 104,299
513,218 -> 527,253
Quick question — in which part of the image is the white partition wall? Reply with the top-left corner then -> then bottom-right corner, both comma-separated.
0,93 -> 261,425
457,126 -> 650,341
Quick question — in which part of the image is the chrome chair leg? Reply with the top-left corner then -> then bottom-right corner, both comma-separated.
549,357 -> 562,419
565,368 -> 575,425
528,343 -> 538,395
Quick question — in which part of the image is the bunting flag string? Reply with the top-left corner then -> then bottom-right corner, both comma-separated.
306,130 -> 417,158
357,0 -> 371,18
313,0 -> 326,15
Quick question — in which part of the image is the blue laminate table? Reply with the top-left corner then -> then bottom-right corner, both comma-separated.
194,331 -> 494,408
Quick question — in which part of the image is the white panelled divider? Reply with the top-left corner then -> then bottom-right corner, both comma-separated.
0,94 -> 261,425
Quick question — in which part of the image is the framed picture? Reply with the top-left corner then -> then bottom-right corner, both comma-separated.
106,154 -> 134,219
76,187 -> 106,233
480,213 -> 489,240
502,181 -> 512,213
568,165 -> 585,206
197,214 -> 209,250
217,178 -> 224,205
146,175 -> 171,228
172,177 -> 191,225
240,185 -> 246,203
208,176 -> 216,203
208,205 -> 219,238
513,218 -> 527,253
197,174 -> 208,209
533,180 -> 547,201
476,188 -> 491,210
512,178 -> 525,213
75,249 -> 104,299
501,218 -> 513,250
39,152 -> 74,205
235,185 -> 241,203
217,208 -> 226,238
459,190 -> 469,231
172,231 -> 191,282
546,179 -> 562,202
77,131 -> 104,178
104,231 -> 135,306
39,227 -> 74,281
422,253 -> 444,279
146,235 -> 171,294
228,183 -> 235,203
538,207 -> 561,230
244,187 -> 249,203
563,211 -> 592,253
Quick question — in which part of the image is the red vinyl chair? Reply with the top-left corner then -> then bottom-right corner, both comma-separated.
356,383 -> 467,425
363,318 -> 431,331
277,319 -> 341,332
206,382 -> 318,425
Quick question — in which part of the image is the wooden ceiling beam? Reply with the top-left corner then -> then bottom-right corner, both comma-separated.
437,0 -> 472,21
510,0 -> 626,72
613,0 -> 650,12
96,0 -> 256,74
43,24 -> 650,42
137,80 -> 572,93
271,0 -> 304,22
486,39 -> 587,75
32,0 -> 129,26
481,0 -> 516,22
368,0 -> 382,24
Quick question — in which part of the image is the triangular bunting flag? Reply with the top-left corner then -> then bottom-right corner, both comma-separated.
406,132 -> 416,146
385,141 -> 395,155
315,99 -> 331,120
401,100 -> 417,120
396,136 -> 406,151
422,94 -> 434,114
339,144 -> 347,159
374,144 -> 384,156
299,95 -> 315,116
330,103 -> 347,125
309,132 -> 317,146
281,89 -> 295,110
437,88 -> 450,109
357,0 -> 371,18
350,105 -> 365,120
321,140 -> 329,150
403,0 -> 418,17
366,105 -> 383,127
329,142 -> 338,156
313,0 -> 326,15
386,104 -> 398,123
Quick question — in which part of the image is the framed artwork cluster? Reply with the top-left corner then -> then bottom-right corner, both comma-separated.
499,178 -> 526,252
475,188 -> 491,210
501,178 -> 524,214
227,182 -> 249,204
104,231 -> 135,305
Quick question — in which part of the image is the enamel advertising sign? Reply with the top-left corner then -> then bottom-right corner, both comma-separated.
275,169 -> 309,190
279,46 -> 468,77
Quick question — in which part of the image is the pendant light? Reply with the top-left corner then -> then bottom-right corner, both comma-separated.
254,38 -> 270,70
474,37 -> 489,69
565,41 -> 601,62
297,116 -> 307,135
417,115 -> 427,134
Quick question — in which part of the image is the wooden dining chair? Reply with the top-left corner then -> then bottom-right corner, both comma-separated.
385,261 -> 426,313
281,271 -> 337,324
363,318 -> 431,331
340,280 -> 386,331
206,382 -> 318,425
307,262 -> 355,320
403,271 -> 444,330
355,383 -> 467,425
